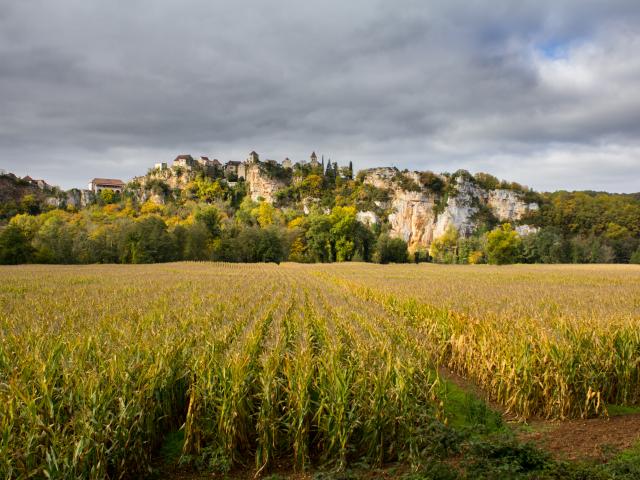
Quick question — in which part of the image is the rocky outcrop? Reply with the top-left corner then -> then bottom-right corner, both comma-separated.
388,190 -> 437,248
362,168 -> 439,251
515,224 -> 539,236
433,176 -> 482,239
133,167 -> 195,192
362,167 -> 398,190
43,189 -> 95,209
356,210 -> 379,226
487,189 -> 539,222
362,168 -> 539,252
244,163 -> 287,203
131,162 -> 288,204
0,173 -> 52,206
64,189 -> 95,209
0,172 -> 97,210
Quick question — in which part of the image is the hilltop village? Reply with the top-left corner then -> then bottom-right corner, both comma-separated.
75,149 -> 539,252
132,150 -> 350,204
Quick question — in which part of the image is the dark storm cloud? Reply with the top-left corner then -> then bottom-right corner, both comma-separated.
0,0 -> 639,191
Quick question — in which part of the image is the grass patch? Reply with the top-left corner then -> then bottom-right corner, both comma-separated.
157,429 -> 185,466
607,404 -> 640,416
439,380 -> 504,433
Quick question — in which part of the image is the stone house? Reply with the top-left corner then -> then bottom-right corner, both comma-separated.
173,154 -> 195,168
225,160 -> 242,177
88,178 -> 125,194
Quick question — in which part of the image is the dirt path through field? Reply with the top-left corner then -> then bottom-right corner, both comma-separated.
439,367 -> 640,460
520,414 -> 640,461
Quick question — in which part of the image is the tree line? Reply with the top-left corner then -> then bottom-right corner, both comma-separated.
1,169 -> 640,265
0,199 -> 410,265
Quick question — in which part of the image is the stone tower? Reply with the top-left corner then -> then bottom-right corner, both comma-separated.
310,151 -> 319,168
247,151 -> 259,163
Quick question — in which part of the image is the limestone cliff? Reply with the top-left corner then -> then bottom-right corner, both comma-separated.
133,167 -> 195,192
244,163 -> 287,203
487,189 -> 539,222
59,189 -> 95,209
389,190 -> 438,249
362,168 -> 538,252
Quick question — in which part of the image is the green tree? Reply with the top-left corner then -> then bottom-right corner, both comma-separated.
181,222 -> 211,261
194,206 -> 221,237
458,236 -> 485,264
486,223 -> 523,265
330,206 -> 358,261
0,224 -> 34,264
235,197 -> 259,226
305,213 -> 333,262
235,226 -> 285,263
374,234 -> 408,264
191,177 -> 225,203
429,226 -> 459,263
255,227 -> 285,263
90,221 -> 131,263
20,194 -> 40,215
299,174 -> 324,198
33,216 -> 78,263
474,172 -> 500,190
99,189 -> 116,204
120,216 -> 175,263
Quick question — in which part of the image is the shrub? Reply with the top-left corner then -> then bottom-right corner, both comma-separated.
0,224 -> 34,264
486,223 -> 522,265
419,171 -> 445,192
374,234 -> 408,264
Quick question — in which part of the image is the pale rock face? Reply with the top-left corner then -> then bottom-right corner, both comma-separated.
55,189 -> 95,209
362,167 -> 398,190
356,210 -> 379,227
149,193 -> 166,205
44,197 -> 59,208
363,168 -> 438,251
137,189 -> 166,205
433,176 -> 481,239
515,224 -> 539,236
134,167 -> 194,194
388,190 -> 437,249
244,163 -> 286,203
81,190 -> 96,207
362,168 -> 539,252
302,197 -> 320,215
487,189 -> 538,222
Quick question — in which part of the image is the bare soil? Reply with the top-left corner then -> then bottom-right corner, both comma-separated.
520,414 -> 640,461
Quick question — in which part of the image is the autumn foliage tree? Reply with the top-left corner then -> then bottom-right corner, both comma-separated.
486,223 -> 523,265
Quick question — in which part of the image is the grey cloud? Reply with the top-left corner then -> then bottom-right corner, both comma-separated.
0,0 -> 639,192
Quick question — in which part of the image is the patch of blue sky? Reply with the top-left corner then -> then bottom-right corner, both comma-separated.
536,39 -> 572,59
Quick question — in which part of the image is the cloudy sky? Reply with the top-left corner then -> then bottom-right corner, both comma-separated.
1,1 -> 639,192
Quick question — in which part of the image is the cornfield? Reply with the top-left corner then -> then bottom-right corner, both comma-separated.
1,263 -> 639,478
